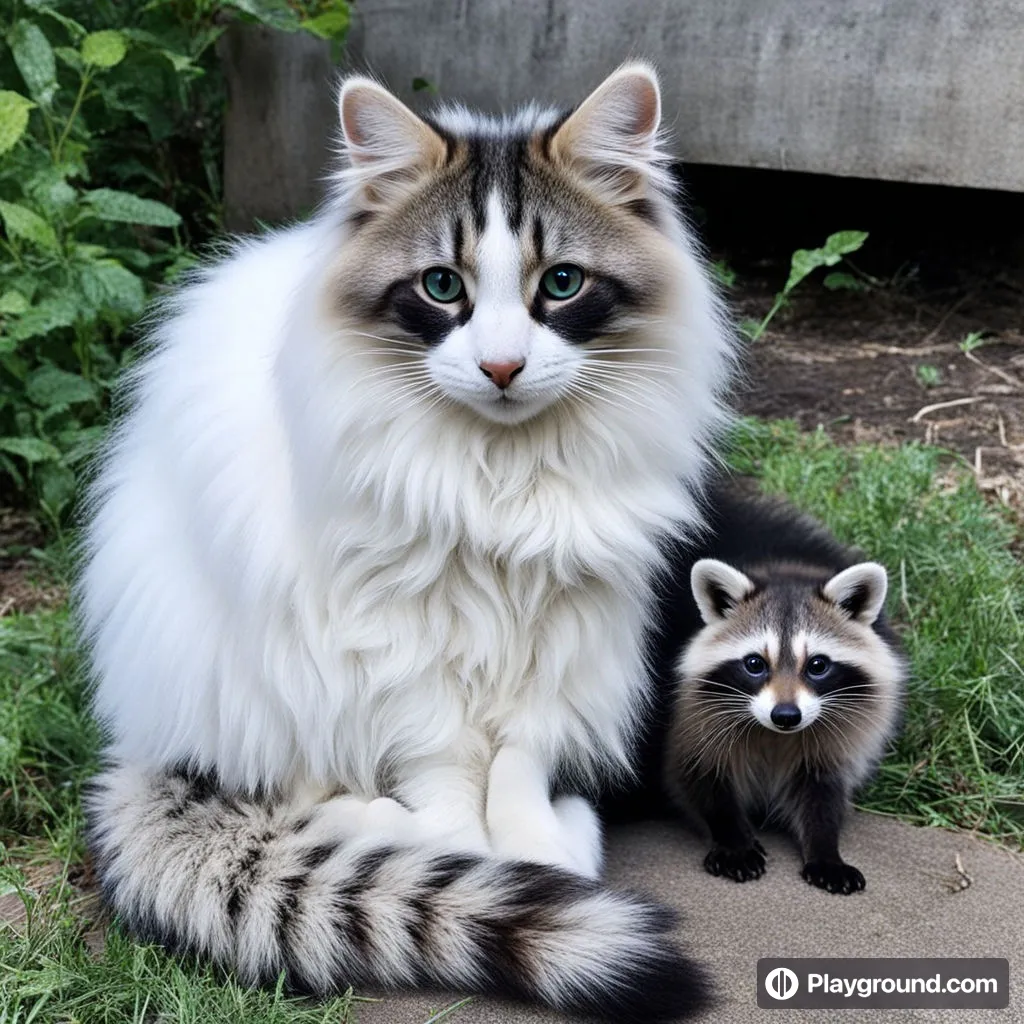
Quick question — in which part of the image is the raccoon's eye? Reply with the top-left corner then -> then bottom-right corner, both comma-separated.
540,264 -> 585,301
743,654 -> 768,676
806,655 -> 832,677
422,267 -> 465,303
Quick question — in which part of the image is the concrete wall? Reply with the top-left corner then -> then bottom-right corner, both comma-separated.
222,1 -> 1024,227
220,23 -> 337,231
346,0 -> 1024,193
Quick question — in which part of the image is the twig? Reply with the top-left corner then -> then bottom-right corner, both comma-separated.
950,852 -> 973,894
910,396 -> 983,423
963,349 -> 1023,390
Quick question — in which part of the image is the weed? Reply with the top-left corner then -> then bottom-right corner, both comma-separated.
742,231 -> 869,342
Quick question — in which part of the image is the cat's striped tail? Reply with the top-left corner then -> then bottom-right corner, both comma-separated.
86,763 -> 710,1023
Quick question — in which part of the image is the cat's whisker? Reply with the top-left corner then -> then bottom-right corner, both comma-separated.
345,329 -> 426,350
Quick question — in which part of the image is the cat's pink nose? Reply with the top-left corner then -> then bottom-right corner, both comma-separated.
479,360 -> 525,390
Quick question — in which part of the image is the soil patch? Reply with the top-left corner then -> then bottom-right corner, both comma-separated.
0,509 -> 66,617
733,272 -> 1024,509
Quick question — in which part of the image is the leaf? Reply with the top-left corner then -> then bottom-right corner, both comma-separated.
784,247 -> 830,293
23,0 -> 86,40
81,188 -> 181,228
8,20 -> 57,106
5,295 -> 78,342
0,199 -> 59,251
223,0 -> 301,31
0,436 -> 61,463
38,460 -> 77,517
25,364 -> 99,409
301,6 -> 350,40
160,49 -> 195,72
0,290 -> 29,315
54,46 -> 83,72
412,77 -> 438,93
81,30 -> 128,69
26,166 -> 77,213
79,259 -> 146,316
35,471 -> 74,522
822,271 -> 868,292
822,230 -> 869,258
784,230 -> 869,293
0,91 -> 36,154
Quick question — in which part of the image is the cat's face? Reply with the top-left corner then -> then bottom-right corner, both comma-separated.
329,66 -> 685,425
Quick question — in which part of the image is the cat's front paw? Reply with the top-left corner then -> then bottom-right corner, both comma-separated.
704,840 -> 766,882
801,860 -> 865,894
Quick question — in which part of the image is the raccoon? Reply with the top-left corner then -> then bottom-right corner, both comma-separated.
628,485 -> 906,894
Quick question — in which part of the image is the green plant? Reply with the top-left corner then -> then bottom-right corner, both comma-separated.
711,259 -> 737,289
0,0 -> 349,525
960,330 -> 988,354
742,230 -> 869,342
915,363 -> 942,388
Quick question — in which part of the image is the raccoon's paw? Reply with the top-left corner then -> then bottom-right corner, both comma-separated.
704,840 -> 767,882
802,860 -> 866,895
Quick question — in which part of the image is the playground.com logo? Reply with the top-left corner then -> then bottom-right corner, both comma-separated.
763,967 -> 799,1001
757,958 -> 1009,1009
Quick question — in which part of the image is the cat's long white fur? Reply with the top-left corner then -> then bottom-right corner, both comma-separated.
79,65 -> 734,1020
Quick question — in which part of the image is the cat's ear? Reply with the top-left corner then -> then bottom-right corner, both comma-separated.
548,62 -> 665,205
822,563 -> 888,625
691,559 -> 756,625
338,76 -> 448,210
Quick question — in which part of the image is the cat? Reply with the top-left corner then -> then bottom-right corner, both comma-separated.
79,64 -> 735,1021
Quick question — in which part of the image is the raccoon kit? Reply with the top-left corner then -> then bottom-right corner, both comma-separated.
659,488 -> 907,894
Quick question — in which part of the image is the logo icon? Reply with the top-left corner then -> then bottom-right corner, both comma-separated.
765,967 -> 800,1001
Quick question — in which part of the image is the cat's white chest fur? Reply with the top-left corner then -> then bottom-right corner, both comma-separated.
81,217 -> 714,802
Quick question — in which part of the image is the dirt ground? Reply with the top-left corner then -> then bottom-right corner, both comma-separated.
735,271 -> 1024,506
2,271 -> 1022,617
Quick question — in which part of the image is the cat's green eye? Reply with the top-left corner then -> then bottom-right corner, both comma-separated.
540,264 -> 585,301
422,267 -> 465,303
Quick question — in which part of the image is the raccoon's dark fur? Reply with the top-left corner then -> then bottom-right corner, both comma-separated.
604,482 -> 906,895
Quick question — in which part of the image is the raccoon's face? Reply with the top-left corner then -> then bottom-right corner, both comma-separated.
328,65 -> 688,425
682,558 -> 899,737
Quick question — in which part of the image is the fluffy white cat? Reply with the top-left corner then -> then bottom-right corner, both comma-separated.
81,64 -> 734,1021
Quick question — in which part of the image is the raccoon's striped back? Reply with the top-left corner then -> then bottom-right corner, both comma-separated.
86,764 -> 710,1022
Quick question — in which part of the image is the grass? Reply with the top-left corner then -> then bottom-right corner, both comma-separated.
1,418 -> 1022,1021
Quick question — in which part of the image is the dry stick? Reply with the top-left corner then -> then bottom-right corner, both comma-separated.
963,349 -> 1024,390
910,396 -> 984,423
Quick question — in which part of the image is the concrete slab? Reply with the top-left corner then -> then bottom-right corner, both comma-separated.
347,0 -> 1024,194
352,812 -> 1024,1024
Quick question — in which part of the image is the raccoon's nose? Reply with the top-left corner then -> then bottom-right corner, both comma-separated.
479,360 -> 525,390
771,703 -> 802,730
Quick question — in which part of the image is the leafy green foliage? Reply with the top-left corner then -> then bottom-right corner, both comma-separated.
743,230 -> 870,342
0,0 -> 349,524
915,363 -> 941,389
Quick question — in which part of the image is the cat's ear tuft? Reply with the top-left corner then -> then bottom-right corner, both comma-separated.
691,559 -> 756,625
549,62 -> 666,205
338,76 -> 448,210
822,563 -> 888,624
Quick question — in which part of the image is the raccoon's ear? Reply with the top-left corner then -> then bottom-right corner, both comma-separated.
691,559 -> 756,625
548,62 -> 665,205
338,76 -> 448,210
822,562 -> 888,624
